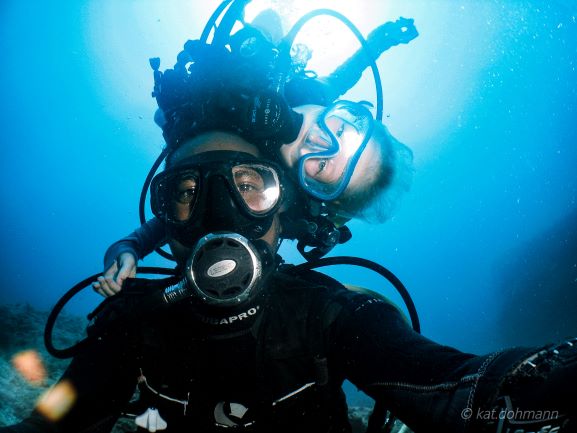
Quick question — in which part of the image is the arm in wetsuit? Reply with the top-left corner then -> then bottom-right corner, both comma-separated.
103,217 -> 167,271
285,17 -> 419,107
92,218 -> 167,296
329,295 -> 576,432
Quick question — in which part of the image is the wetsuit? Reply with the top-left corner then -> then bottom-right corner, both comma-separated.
3,269 -> 575,433
103,218 -> 165,270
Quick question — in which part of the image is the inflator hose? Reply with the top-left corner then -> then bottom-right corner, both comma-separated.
282,9 -> 384,122
138,148 -> 174,261
200,0 -> 236,44
291,256 -> 420,333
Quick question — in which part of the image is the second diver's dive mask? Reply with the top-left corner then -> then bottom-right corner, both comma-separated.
150,151 -> 282,307
298,100 -> 375,202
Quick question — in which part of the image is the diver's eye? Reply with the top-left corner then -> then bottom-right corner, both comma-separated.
174,179 -> 198,204
316,159 -> 328,174
233,167 -> 265,194
232,165 -> 280,213
175,188 -> 196,204
238,183 -> 259,193
336,123 -> 345,138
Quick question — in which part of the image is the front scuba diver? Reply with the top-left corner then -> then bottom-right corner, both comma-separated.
4,132 -> 576,433
152,132 -> 285,309
3,3 -> 576,432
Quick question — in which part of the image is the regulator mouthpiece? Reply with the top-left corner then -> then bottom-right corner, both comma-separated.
185,232 -> 264,307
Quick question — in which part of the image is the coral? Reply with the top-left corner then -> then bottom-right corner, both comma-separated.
349,406 -> 372,432
0,304 -> 76,426
348,406 -> 413,433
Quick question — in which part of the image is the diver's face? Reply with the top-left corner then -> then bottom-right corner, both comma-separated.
166,132 -> 282,264
279,104 -> 376,200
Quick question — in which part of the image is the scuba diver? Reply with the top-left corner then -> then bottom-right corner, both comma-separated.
2,131 -> 576,433
93,11 -> 417,297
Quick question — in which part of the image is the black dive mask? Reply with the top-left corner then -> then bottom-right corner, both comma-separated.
150,151 -> 282,307
151,151 -> 283,247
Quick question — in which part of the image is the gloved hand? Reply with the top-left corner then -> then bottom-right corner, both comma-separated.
216,90 -> 303,145
243,91 -> 303,143
476,338 -> 577,432
367,17 -> 419,54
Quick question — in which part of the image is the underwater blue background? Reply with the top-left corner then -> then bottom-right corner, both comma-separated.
1,0 -> 576,405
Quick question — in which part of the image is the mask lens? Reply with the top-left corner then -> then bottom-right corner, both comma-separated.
153,169 -> 200,222
298,101 -> 374,201
232,164 -> 280,214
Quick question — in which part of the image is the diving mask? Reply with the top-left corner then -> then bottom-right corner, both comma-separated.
151,152 -> 282,224
297,100 -> 374,201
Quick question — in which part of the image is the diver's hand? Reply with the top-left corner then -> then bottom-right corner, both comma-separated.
92,252 -> 137,297
475,338 -> 577,432
216,91 -> 303,144
368,17 -> 419,49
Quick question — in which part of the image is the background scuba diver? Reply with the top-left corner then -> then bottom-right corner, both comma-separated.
93,14 -> 418,297
2,131 -> 576,433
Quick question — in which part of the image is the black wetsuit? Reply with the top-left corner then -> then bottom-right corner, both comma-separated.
3,270 -> 575,433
